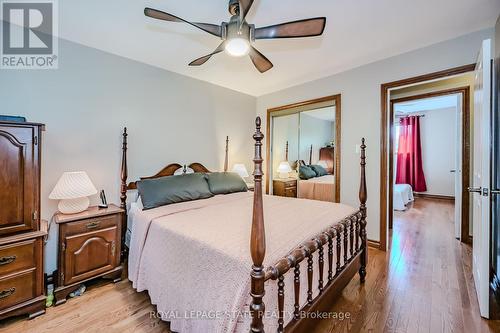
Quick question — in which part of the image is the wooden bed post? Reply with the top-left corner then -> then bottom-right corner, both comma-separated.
120,127 -> 128,261
250,117 -> 266,333
224,136 -> 229,172
358,138 -> 367,283
309,144 -> 313,165
285,141 -> 289,161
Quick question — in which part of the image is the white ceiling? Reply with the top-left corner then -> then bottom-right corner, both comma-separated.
394,95 -> 459,114
57,0 -> 499,96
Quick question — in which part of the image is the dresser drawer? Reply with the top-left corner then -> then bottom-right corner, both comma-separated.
62,214 -> 119,236
0,240 -> 36,277
0,269 -> 36,310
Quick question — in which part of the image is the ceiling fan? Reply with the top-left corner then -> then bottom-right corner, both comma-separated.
144,0 -> 326,73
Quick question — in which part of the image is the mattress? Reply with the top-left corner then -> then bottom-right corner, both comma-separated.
298,174 -> 335,202
127,191 -> 356,332
394,184 -> 414,211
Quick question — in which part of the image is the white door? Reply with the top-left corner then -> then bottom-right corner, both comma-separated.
455,94 -> 463,239
471,39 -> 492,318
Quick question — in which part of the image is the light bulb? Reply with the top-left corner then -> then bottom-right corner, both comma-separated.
225,38 -> 250,57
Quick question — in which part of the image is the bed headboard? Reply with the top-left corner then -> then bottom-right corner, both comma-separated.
126,163 -> 211,190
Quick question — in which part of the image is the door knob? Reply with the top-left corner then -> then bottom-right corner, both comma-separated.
468,187 -> 482,193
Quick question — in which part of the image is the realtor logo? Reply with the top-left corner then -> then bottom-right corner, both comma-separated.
1,0 -> 58,69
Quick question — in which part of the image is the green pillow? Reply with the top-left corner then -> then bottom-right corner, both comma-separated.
310,164 -> 328,176
137,173 -> 213,210
206,172 -> 248,195
299,165 -> 316,180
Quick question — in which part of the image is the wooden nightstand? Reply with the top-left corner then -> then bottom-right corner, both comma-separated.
54,204 -> 124,305
273,178 -> 297,198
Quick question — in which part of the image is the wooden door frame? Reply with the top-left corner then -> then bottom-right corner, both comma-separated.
389,87 -> 471,241
266,94 -> 341,202
380,64 -> 476,251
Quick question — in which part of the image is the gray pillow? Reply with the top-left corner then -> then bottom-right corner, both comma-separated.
137,173 -> 213,210
206,172 -> 248,195
310,164 -> 328,176
299,165 -> 316,180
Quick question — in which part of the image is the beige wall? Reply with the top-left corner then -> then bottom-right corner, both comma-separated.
257,29 -> 492,245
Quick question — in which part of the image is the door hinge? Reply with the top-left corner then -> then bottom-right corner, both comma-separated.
60,272 -> 64,282
61,242 -> 66,252
32,211 -> 38,220
111,241 -> 116,257
34,136 -> 38,145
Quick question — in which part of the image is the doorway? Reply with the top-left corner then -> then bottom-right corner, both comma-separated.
388,86 -> 471,243
266,95 -> 341,202
379,64 -> 476,251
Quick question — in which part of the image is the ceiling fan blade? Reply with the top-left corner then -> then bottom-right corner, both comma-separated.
248,46 -> 273,73
188,42 -> 226,66
239,0 -> 254,20
144,7 -> 222,37
255,17 -> 326,39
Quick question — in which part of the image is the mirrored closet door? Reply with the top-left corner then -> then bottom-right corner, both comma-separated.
267,95 -> 341,203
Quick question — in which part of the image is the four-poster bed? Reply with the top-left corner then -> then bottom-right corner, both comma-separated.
119,117 -> 367,332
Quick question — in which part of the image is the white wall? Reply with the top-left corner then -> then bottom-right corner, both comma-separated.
272,113 -> 299,178
0,38 -> 256,273
299,114 -> 334,163
419,107 -> 458,196
395,107 -> 458,196
257,29 -> 493,244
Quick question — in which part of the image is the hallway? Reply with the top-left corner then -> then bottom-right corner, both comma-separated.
315,198 -> 500,332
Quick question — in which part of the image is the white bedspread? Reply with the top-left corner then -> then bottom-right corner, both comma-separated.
393,184 -> 414,211
128,191 -> 357,333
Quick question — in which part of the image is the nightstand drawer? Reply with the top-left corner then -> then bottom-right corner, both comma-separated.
0,269 -> 36,310
285,187 -> 297,197
0,240 -> 36,278
62,214 -> 119,236
283,181 -> 297,188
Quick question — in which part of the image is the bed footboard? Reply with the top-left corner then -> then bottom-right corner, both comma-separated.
249,117 -> 367,332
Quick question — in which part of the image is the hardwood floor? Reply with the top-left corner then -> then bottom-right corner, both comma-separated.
1,198 -> 499,332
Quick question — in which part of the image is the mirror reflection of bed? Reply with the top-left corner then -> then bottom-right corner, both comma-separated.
267,95 -> 341,203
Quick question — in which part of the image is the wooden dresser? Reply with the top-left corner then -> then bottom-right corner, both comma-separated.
54,205 -> 124,305
273,178 -> 297,198
0,121 -> 46,320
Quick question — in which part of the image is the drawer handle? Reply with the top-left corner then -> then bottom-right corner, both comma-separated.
0,255 -> 16,266
0,287 -> 15,299
86,221 -> 100,229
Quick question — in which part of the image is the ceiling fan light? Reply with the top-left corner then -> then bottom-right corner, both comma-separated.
225,38 -> 250,57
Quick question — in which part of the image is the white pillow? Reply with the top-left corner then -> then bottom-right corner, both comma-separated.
136,196 -> 143,210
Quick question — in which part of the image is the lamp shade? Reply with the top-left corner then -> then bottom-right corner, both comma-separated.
232,164 -> 249,178
49,171 -> 97,200
277,161 -> 292,173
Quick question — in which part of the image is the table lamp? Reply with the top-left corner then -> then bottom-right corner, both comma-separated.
49,171 -> 98,214
277,161 -> 292,179
232,164 -> 249,179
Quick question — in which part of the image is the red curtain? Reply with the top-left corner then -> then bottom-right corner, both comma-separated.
395,116 -> 427,192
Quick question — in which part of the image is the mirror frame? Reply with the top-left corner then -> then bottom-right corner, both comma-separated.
265,94 -> 341,202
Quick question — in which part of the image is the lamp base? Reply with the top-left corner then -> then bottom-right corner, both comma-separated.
58,197 -> 90,214
279,172 -> 289,179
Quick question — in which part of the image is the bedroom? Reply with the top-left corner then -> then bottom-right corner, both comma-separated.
0,0 -> 499,332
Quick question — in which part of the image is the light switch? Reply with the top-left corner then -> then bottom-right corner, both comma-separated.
355,144 -> 361,154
